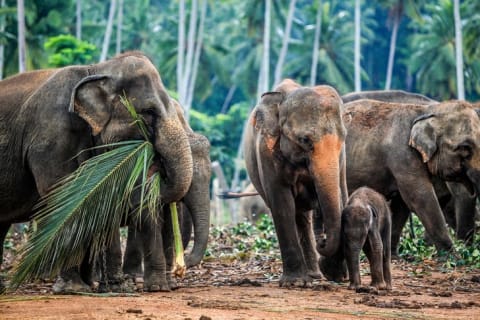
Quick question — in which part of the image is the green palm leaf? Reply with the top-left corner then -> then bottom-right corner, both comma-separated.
10,140 -> 160,289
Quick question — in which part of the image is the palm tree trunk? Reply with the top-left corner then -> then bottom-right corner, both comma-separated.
221,85 -> 237,113
100,0 -> 117,62
354,0 -> 361,91
181,0 -> 198,107
257,0 -> 271,100
310,0 -> 322,86
453,0 -> 465,100
76,0 -> 82,40
17,0 -> 26,73
116,0 -> 123,55
385,13 -> 399,90
185,0 -> 207,120
0,0 -> 6,79
177,0 -> 186,106
274,0 -> 296,86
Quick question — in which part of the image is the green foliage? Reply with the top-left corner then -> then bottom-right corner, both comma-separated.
190,101 -> 250,181
206,214 -> 278,260
44,34 -> 98,67
399,215 -> 480,269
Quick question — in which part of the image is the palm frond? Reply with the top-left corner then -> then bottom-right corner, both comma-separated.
10,140 -> 159,289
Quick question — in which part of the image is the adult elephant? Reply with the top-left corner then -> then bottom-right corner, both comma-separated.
342,90 -> 478,246
244,79 -> 347,287
0,52 -> 193,292
120,99 -> 211,290
343,98 -> 480,258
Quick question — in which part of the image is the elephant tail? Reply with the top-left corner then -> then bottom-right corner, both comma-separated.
216,191 -> 259,199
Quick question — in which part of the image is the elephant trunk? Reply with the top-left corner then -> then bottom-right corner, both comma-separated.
184,134 -> 211,268
155,119 -> 193,203
310,135 -> 343,257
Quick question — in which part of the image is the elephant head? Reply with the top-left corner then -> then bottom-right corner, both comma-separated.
409,101 -> 480,197
255,79 -> 347,257
69,52 -> 193,203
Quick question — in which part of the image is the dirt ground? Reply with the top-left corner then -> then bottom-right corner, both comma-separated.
1,255 -> 480,320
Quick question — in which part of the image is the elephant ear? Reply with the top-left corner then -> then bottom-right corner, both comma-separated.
409,113 -> 437,163
253,91 -> 284,137
69,75 -> 110,136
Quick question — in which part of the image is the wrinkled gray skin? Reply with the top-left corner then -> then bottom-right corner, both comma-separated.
340,187 -> 392,291
342,98 -> 480,265
342,90 -> 478,248
238,183 -> 271,222
0,52 -> 193,292
118,100 -> 211,291
244,79 -> 347,287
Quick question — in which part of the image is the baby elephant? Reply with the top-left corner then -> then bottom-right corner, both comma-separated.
342,187 -> 392,291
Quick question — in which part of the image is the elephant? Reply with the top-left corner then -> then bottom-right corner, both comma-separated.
342,98 -> 480,260
342,89 -> 436,105
342,90 -> 478,246
120,99 -> 212,291
0,51 -> 193,292
341,187 -> 392,291
243,78 -> 347,287
238,183 -> 271,222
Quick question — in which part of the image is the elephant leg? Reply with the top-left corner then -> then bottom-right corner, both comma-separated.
390,196 -> 410,259
454,191 -> 476,244
142,212 -> 169,292
0,223 -> 10,292
365,231 -> 386,290
163,204 -> 178,290
382,227 -> 392,291
98,228 -> 125,293
123,225 -> 144,280
269,188 -> 311,287
345,241 -> 363,290
396,177 -> 453,252
295,210 -> 321,278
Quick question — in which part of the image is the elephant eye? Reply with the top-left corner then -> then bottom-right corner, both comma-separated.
140,108 -> 156,117
298,136 -> 313,150
456,142 -> 473,160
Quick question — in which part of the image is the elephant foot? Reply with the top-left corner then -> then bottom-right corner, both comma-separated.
279,273 -> 313,288
167,274 -> 179,290
370,280 -> 387,291
144,277 -> 170,292
348,283 -> 360,290
52,276 -> 92,294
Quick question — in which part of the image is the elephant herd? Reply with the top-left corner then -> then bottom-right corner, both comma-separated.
0,52 -> 478,294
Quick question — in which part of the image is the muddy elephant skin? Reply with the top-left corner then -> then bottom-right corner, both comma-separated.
244,79 -> 347,287
344,99 -> 480,256
0,52 -> 193,292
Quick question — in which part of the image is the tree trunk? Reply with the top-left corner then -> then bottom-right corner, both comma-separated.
453,0 -> 464,100
274,0 -> 296,86
17,0 -> 26,73
177,0 -> 186,106
310,0 -> 322,86
185,0 -> 207,120
221,85 -> 237,114
100,0 -> 117,62
76,0 -> 82,40
0,0 -> 6,79
354,0 -> 361,91
257,0 -> 271,100
385,13 -> 399,90
180,0 -> 198,108
116,0 -> 123,55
